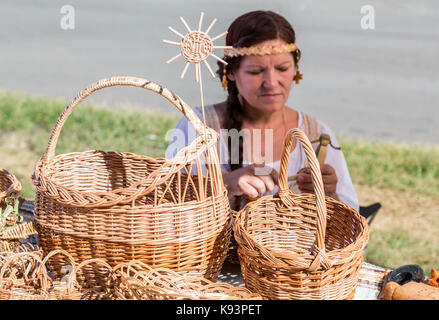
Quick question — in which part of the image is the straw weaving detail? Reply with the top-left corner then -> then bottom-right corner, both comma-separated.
0,169 -> 21,202
181,31 -> 213,63
224,42 -> 298,57
233,128 -> 369,300
0,251 -> 50,300
0,249 -> 130,300
113,260 -> 263,300
0,169 -> 35,252
32,76 -> 232,284
163,12 -> 231,82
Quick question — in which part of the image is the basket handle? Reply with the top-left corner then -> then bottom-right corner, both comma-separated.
277,128 -> 328,259
40,249 -> 76,282
0,252 -> 50,291
42,76 -> 213,163
65,258 -> 115,289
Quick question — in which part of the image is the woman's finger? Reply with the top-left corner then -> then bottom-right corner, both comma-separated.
270,168 -> 279,185
239,175 -> 267,197
255,174 -> 276,193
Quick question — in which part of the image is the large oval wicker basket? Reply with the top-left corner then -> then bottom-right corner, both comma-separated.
234,128 -> 369,300
32,76 -> 232,283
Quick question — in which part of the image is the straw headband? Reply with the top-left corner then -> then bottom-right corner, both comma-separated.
224,42 -> 299,58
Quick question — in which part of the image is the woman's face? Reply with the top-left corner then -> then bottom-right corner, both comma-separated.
228,38 -> 296,114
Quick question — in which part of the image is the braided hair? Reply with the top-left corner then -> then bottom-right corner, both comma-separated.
217,11 -> 300,171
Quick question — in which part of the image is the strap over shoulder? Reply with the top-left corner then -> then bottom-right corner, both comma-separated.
301,112 -> 320,152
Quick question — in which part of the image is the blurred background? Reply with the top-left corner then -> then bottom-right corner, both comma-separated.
1,0 -> 438,143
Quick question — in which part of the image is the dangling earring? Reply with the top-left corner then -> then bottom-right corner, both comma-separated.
222,65 -> 228,91
293,65 -> 303,85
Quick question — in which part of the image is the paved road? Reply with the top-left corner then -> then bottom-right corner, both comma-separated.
0,0 -> 438,143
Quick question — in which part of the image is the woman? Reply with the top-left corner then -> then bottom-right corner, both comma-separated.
166,10 -> 358,211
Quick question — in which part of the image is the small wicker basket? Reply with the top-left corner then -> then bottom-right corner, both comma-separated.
113,260 -> 263,300
0,169 -> 21,202
32,76 -> 232,283
62,258 -> 127,300
234,128 -> 369,300
0,251 -> 50,300
0,169 -> 37,252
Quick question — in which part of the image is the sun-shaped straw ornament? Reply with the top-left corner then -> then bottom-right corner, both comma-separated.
163,12 -> 232,119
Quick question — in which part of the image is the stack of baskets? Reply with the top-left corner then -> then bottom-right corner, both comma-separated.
32,76 -> 232,285
234,128 -> 369,300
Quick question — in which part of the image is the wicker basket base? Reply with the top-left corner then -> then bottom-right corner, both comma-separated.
237,246 -> 363,300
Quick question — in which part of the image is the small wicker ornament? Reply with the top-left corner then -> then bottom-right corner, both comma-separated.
163,12 -> 231,83
0,169 -> 21,202
32,76 -> 232,284
0,249 -> 129,300
234,128 -> 369,300
113,260 -> 263,300
163,12 -> 231,133
62,258 -> 127,300
0,251 -> 50,300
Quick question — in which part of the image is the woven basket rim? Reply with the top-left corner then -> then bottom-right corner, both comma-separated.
33,134 -> 219,208
35,149 -> 181,198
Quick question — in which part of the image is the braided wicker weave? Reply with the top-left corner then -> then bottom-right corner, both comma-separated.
234,128 -> 369,300
32,76 -> 231,283
113,260 -> 263,300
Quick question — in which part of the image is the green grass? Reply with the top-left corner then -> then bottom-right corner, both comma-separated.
0,91 -> 180,158
340,138 -> 439,197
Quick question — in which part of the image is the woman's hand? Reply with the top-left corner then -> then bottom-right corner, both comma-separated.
296,164 -> 339,200
223,164 -> 279,199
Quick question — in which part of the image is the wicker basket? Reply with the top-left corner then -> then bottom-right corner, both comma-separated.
0,251 -> 50,300
61,258 -> 127,300
225,210 -> 240,264
234,128 -> 369,300
0,169 -> 21,203
32,76 -> 231,283
113,260 -> 263,300
0,168 -> 35,252
38,249 -> 83,300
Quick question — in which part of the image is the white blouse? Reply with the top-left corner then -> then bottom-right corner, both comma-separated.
165,105 -> 359,211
